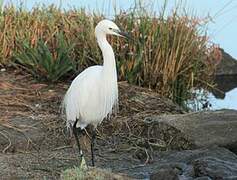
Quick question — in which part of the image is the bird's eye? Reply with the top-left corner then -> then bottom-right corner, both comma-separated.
109,27 -> 112,30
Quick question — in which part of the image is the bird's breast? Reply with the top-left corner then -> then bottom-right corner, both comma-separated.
79,79 -> 118,125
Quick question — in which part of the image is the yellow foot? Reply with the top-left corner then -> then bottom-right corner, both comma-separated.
80,156 -> 88,170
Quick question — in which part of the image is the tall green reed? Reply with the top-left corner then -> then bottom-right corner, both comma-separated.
0,3 -> 221,107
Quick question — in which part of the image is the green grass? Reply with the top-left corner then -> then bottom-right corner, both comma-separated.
0,2 -> 221,108
61,166 -> 124,180
13,32 -> 76,82
61,167 -> 86,180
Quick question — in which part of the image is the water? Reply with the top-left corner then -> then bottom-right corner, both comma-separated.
209,75 -> 237,110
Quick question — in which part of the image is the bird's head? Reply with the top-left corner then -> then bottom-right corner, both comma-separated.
95,19 -> 130,39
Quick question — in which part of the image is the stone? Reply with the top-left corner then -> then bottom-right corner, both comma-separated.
149,147 -> 237,179
1,145 -> 237,179
194,177 -> 212,180
216,48 -> 237,76
150,168 -> 180,180
147,109 -> 237,153
212,75 -> 237,99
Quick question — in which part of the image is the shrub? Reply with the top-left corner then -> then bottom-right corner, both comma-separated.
0,4 -> 220,107
13,33 -> 76,82
113,13 -> 220,107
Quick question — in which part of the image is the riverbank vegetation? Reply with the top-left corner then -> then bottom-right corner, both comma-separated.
0,2 -> 221,108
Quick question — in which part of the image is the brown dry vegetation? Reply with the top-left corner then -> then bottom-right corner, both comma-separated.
0,5 -> 221,106
0,67 -> 189,177
0,68 -> 185,154
0,2 -> 224,179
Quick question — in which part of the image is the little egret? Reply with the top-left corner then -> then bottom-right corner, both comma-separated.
63,19 -> 129,166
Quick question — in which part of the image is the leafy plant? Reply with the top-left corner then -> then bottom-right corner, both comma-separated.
0,2 -> 221,107
14,33 -> 76,82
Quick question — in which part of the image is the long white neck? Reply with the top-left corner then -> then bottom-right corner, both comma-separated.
95,26 -> 119,118
96,33 -> 117,80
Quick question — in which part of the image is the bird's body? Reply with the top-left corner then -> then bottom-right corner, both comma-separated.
62,19 -> 129,166
64,64 -> 118,129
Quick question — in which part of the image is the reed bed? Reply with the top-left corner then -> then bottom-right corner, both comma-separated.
0,4 -> 221,107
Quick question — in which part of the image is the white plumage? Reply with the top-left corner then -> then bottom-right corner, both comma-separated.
62,19 -> 129,166
63,19 -> 127,130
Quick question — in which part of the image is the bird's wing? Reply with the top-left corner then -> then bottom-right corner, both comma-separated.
63,66 -> 102,126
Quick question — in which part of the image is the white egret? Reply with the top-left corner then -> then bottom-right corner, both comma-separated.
63,19 -> 129,166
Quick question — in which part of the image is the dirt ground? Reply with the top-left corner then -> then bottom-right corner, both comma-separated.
0,68 -> 186,179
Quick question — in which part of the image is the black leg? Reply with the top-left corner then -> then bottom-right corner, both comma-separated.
72,119 -> 83,159
91,128 -> 96,166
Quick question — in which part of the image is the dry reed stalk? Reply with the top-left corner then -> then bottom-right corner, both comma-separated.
0,5 -> 220,106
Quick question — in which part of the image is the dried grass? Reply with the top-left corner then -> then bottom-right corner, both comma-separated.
0,4 -> 221,106
0,68 -> 184,154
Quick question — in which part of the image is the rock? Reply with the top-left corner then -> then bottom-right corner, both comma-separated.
150,168 -> 180,180
1,146 -> 237,179
216,48 -> 237,76
192,157 -> 237,179
149,147 -> 237,179
212,75 -> 237,99
194,177 -> 212,180
147,109 -> 237,153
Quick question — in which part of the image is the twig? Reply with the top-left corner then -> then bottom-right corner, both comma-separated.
53,145 -> 72,151
0,130 -> 12,153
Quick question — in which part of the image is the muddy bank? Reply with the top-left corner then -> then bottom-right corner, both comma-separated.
1,144 -> 237,179
1,69 -> 237,179
1,108 -> 237,179
0,68 -> 184,179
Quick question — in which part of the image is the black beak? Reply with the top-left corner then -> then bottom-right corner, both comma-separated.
118,31 -> 132,39
114,29 -> 132,40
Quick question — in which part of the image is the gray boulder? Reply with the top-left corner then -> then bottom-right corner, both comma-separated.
1,146 -> 237,179
149,147 -> 237,180
146,109 -> 237,153
216,49 -> 237,76
212,75 -> 237,99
